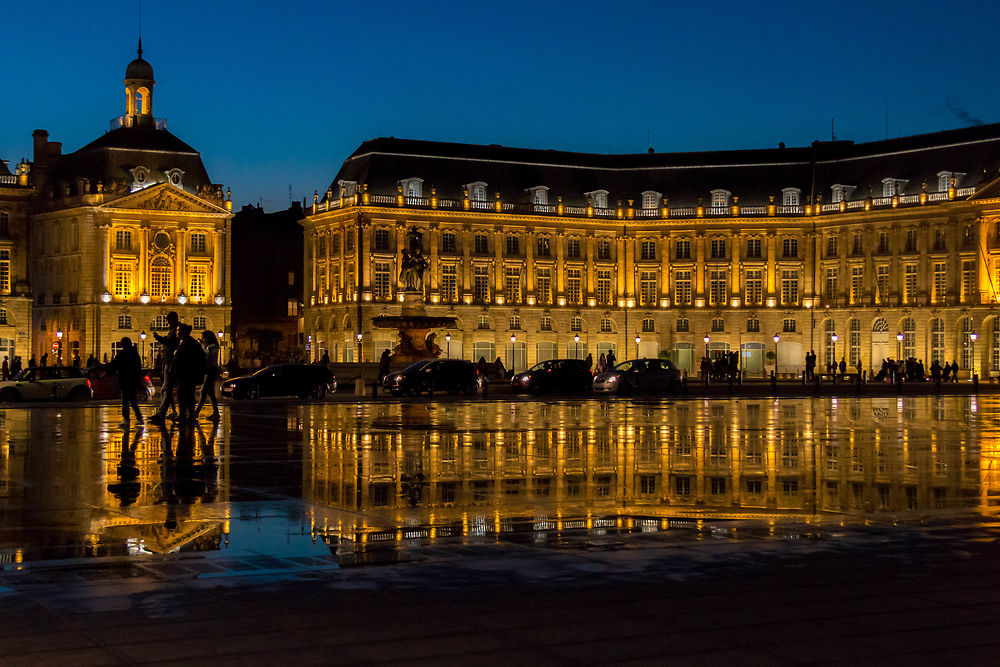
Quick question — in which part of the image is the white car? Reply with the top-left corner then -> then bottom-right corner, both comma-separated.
0,367 -> 93,402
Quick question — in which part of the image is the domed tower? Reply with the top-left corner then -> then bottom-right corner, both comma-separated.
124,39 -> 155,128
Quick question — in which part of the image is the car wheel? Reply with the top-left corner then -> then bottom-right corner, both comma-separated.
311,383 -> 327,400
0,388 -> 18,403
68,387 -> 89,402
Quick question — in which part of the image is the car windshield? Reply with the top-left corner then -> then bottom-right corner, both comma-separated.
528,361 -> 551,372
252,365 -> 281,377
402,360 -> 433,373
12,369 -> 32,381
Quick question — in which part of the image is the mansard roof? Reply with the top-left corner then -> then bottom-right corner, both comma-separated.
326,123 -> 1000,207
0,158 -> 10,177
48,126 -> 212,196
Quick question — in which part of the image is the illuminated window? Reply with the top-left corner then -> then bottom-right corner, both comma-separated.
373,262 -> 391,300
744,270 -> 762,305
933,262 -> 947,303
115,229 -> 132,251
470,183 -> 487,201
149,257 -> 171,298
570,317 -> 583,332
400,178 -> 422,198
640,240 -> 656,261
710,189 -> 729,208
639,271 -> 657,306
191,233 -> 207,253
114,263 -> 132,298
875,265 -> 890,304
850,266 -> 863,304
473,265 -> 489,303
597,270 -> 613,305
441,265 -> 457,302
374,228 -> 390,251
824,319 -> 836,367
962,260 -> 976,302
474,234 -> 489,255
566,269 -> 582,304
746,237 -> 762,259
600,318 -> 613,333
825,267 -> 838,301
566,238 -> 582,259
529,186 -> 549,205
641,318 -> 655,333
536,268 -> 551,304
709,269 -> 727,306
441,232 -> 456,254
641,191 -> 660,210
674,270 -> 692,305
597,238 -> 611,260
902,317 -> 916,359
903,264 -> 918,304
189,267 -> 206,301
931,318 -> 945,363
782,188 -> 801,206
587,190 -> 608,209
504,266 -> 521,303
961,316 -> 973,369
849,318 -> 861,366
0,249 -> 9,295
780,270 -> 798,305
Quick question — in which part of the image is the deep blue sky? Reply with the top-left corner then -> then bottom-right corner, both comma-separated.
2,0 -> 997,211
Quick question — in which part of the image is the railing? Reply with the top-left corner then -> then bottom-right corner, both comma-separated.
314,185 -> 980,221
0,175 -> 15,185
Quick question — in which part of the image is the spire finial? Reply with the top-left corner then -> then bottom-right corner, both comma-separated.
137,37 -> 143,59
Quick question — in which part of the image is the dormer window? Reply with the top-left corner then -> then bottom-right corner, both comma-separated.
710,189 -> 730,208
527,186 -> 549,205
831,184 -> 855,203
164,168 -> 185,188
641,191 -> 661,210
781,187 -> 801,207
937,171 -> 964,192
399,178 -> 423,198
129,166 -> 150,191
338,180 -> 357,198
881,178 -> 908,197
585,190 -> 609,209
465,181 -> 487,201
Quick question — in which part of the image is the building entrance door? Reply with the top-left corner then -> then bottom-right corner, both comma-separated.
871,317 -> 890,368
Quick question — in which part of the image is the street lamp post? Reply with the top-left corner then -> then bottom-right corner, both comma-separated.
635,334 -> 641,359
574,333 -> 580,360
139,331 -> 147,367
773,333 -> 780,375
55,330 -> 63,365
970,332 -> 978,380
356,332 -> 362,363
831,333 -> 839,380
704,335 -> 710,359
509,334 -> 516,371
445,333 -> 451,359
896,331 -> 903,360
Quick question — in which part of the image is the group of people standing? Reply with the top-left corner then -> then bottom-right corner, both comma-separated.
112,310 -> 221,428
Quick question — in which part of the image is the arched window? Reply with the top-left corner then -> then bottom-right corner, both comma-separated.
960,316 -> 974,369
825,319 -> 837,366
902,318 -> 916,359
136,87 -> 149,114
849,318 -> 861,367
872,318 -> 889,333
329,315 -> 338,331
931,318 -> 945,363
150,257 -> 171,298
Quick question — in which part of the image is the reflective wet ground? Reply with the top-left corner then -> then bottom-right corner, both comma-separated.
2,395 -> 999,568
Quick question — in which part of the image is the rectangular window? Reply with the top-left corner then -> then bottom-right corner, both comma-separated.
710,239 -> 726,259
374,228 -> 390,252
877,231 -> 889,254
189,267 -> 206,300
191,233 -> 207,254
826,268 -> 838,301
905,229 -> 917,253
441,232 -> 456,254
850,319 -> 861,367
566,238 -> 582,259
346,230 -> 355,251
876,265 -> 890,304
536,268 -> 551,304
441,265 -> 458,302
826,236 -> 838,258
567,268 -> 582,304
505,236 -> 520,256
331,234 -> 340,254
474,234 -> 489,254
0,249 -> 9,294
962,260 -> 976,303
782,238 -> 798,258
114,262 -> 132,298
709,269 -> 727,305
933,262 -> 947,303
115,229 -> 132,251
536,236 -> 551,257
504,266 -> 521,303
473,265 -> 489,303
903,264 -> 918,304
781,270 -> 798,305
675,239 -> 691,260
746,238 -> 761,259
287,299 -> 299,317
639,271 -> 656,306
597,239 -> 612,260
744,270 -> 762,305
852,232 -> 863,256
850,266 -> 863,304
674,270 -> 692,305
373,262 -> 391,300
597,270 -> 613,305
640,240 -> 656,261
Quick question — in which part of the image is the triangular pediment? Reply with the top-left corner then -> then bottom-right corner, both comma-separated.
100,182 -> 229,214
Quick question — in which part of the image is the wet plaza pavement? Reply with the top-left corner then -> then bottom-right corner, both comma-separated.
3,396 -> 1000,663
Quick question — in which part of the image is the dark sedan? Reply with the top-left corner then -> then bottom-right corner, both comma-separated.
383,359 -> 480,396
85,364 -> 155,401
221,364 -> 336,400
511,359 -> 592,394
593,358 -> 683,394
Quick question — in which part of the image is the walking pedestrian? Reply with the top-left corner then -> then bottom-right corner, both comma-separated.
605,348 -> 616,369
72,351 -> 81,368
110,336 -> 144,428
378,348 -> 392,383
585,353 -> 593,371
1,356 -> 8,381
597,352 -> 607,374
11,356 -> 21,376
195,330 -> 221,421
172,324 -> 205,423
40,352 -> 47,367
150,312 -> 181,422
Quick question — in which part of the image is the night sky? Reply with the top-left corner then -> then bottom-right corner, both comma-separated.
2,0 -> 997,211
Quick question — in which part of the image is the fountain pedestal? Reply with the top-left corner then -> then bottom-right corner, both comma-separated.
372,290 -> 456,364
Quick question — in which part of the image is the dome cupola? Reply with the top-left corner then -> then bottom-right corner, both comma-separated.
124,39 -> 155,127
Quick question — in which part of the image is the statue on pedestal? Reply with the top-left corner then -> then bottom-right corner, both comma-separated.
399,226 -> 429,292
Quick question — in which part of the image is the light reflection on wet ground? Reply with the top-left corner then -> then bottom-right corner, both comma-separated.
1,395 -> 998,571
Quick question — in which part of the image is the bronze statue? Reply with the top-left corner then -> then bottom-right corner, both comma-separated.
399,225 -> 429,291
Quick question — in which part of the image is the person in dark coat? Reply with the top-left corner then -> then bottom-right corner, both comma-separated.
172,324 -> 205,423
28,355 -> 36,369
110,336 -> 144,427
378,348 -> 392,382
151,311 -> 181,421
40,352 -> 47,367
195,330 -> 221,421
605,348 -> 616,369
72,352 -> 81,368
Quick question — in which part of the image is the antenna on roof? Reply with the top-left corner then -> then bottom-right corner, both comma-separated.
289,184 -> 292,206
831,118 -> 835,141
884,100 -> 889,140
646,129 -> 650,151
138,0 -> 142,48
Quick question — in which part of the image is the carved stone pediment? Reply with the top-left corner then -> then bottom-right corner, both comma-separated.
100,183 -> 228,214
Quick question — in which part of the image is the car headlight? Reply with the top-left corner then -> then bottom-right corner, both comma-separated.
607,376 -> 617,383
520,375 -> 530,386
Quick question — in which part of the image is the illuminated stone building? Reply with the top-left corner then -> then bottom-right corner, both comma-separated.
302,127 -> 1000,377
26,44 -> 232,364
0,158 -> 34,360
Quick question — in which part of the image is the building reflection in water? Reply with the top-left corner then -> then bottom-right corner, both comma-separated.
301,397 -> 1000,549
0,410 -> 230,564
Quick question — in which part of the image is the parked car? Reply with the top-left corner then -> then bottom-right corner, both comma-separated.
0,367 -> 93,402
221,364 -> 336,400
593,358 -> 683,394
84,364 -> 155,401
511,359 -> 592,394
383,359 -> 480,396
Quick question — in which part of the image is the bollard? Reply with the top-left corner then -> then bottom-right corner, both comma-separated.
974,373 -> 979,393
372,381 -> 378,399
